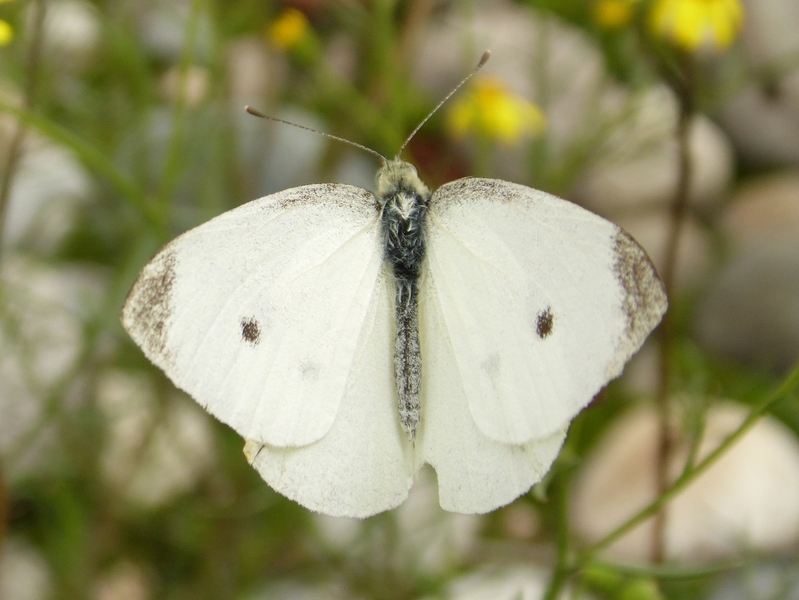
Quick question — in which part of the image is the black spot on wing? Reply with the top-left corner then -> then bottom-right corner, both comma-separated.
240,317 -> 260,345
613,229 -> 668,343
123,249 -> 177,361
536,307 -> 554,339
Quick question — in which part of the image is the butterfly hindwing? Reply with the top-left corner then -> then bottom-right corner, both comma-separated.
122,184 -> 385,447
424,178 -> 667,445
245,268 -> 415,518
418,270 -> 568,513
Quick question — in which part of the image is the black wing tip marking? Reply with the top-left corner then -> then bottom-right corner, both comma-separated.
613,229 -> 668,343
122,248 -> 177,362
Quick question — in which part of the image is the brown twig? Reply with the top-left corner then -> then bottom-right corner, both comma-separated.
0,463 -> 7,551
652,55 -> 695,563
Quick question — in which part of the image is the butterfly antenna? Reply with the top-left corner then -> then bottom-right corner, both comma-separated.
396,50 -> 491,159
245,105 -> 388,163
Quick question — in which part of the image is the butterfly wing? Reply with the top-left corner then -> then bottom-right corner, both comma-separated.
424,178 -> 667,445
418,273 -> 567,513
245,268 -> 415,518
122,184 -> 385,447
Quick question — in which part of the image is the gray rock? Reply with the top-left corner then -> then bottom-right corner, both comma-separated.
709,559 -> 799,600
694,239 -> 799,373
722,170 -> 799,248
719,0 -> 799,167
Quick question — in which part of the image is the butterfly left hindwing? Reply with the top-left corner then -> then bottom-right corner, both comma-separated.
245,265 -> 415,518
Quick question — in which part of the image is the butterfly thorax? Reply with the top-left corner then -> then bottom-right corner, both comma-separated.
376,159 -> 431,441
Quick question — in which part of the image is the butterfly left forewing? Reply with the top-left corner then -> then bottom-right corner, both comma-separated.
122,184 -> 385,448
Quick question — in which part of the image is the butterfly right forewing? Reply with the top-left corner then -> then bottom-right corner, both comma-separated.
423,178 -> 666,446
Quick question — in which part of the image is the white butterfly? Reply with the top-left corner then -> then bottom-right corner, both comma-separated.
121,56 -> 667,519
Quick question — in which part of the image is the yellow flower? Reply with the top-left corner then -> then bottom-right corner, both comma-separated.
0,0 -> 13,46
447,77 -> 546,146
266,7 -> 320,65
649,0 -> 744,52
0,20 -> 12,46
268,8 -> 310,51
594,0 -> 637,29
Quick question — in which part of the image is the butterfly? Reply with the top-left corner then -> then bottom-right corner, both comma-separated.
121,53 -> 667,518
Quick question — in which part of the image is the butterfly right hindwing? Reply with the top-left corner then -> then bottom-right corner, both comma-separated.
417,268 -> 568,513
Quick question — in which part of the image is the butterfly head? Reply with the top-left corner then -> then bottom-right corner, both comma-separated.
376,159 -> 430,202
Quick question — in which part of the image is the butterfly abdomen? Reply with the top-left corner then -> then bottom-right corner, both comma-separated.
377,160 -> 432,440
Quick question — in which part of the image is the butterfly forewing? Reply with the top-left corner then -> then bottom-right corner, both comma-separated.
122,184 -> 384,447
424,178 -> 667,445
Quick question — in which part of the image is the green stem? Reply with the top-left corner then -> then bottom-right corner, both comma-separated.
0,100 -> 156,230
579,364 -> 799,561
0,0 -> 47,256
152,0 -> 204,228
543,472 -> 573,600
